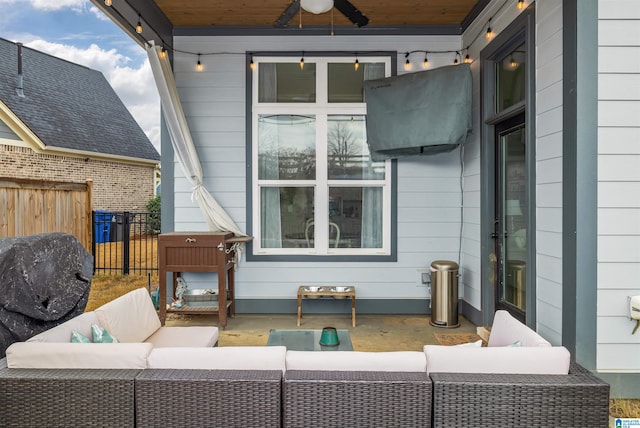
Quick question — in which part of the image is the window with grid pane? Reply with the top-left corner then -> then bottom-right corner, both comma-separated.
252,56 -> 392,256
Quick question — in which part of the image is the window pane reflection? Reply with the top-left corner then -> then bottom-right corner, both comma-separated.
328,62 -> 385,103
328,187 -> 383,249
327,115 -> 384,180
261,187 -> 314,248
259,63 -> 316,103
258,114 -> 316,180
496,44 -> 526,111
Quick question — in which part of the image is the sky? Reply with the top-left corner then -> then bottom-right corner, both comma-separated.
0,0 -> 161,152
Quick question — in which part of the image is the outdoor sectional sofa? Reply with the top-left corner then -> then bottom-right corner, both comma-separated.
0,288 -> 609,427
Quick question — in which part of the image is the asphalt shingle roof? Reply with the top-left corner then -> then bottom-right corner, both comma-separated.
0,38 -> 160,161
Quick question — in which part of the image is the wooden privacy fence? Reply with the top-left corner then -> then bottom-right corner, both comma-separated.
0,177 -> 92,250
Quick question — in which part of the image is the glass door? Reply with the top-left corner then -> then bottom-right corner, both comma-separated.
495,115 -> 526,320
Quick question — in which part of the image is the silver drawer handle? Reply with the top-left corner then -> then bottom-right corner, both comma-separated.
185,238 -> 197,243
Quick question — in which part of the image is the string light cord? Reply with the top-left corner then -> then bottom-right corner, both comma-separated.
111,0 -> 522,69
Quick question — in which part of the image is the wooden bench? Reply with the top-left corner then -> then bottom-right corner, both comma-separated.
297,286 -> 356,327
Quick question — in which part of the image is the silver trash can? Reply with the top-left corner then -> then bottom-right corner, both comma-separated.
429,260 -> 460,328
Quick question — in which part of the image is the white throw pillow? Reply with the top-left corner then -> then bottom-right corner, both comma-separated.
487,310 -> 551,347
94,288 -> 161,343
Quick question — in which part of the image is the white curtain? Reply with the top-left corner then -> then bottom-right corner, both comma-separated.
146,43 -> 245,238
361,63 -> 385,248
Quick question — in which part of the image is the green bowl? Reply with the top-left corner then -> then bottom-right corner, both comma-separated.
319,327 -> 340,346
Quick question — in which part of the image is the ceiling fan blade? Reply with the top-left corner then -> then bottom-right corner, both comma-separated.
274,0 -> 301,27
333,0 -> 369,27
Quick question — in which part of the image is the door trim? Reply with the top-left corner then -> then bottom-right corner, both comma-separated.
480,5 -> 536,328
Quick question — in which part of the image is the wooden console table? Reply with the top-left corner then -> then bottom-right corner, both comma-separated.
158,232 -> 245,329
297,286 -> 356,327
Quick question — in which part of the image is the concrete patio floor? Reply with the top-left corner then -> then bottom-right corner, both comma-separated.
166,313 -> 480,351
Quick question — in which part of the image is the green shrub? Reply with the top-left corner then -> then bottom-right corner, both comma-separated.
146,195 -> 161,234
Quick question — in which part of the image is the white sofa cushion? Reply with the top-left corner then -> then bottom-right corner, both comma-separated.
424,345 -> 570,374
145,326 -> 218,348
488,310 -> 551,347
6,342 -> 152,369
27,312 -> 99,343
285,350 -> 427,372
147,346 -> 287,371
94,288 -> 161,343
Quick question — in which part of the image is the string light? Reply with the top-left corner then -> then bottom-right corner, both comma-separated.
453,52 -> 459,65
509,55 -> 517,68
103,2 -> 510,73
136,15 -> 143,34
160,46 -> 167,58
517,0 -> 525,10
486,18 -> 493,39
404,53 -> 411,71
250,57 -> 255,71
354,58 -> 359,71
464,53 -> 472,63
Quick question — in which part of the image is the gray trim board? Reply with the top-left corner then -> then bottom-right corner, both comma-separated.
562,0 -> 598,370
236,298 -> 430,315
460,300 -> 483,327
89,0 -> 173,51
174,25 -> 461,37
479,5 -> 536,328
597,373 -> 640,398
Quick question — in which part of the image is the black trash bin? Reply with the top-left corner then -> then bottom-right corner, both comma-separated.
110,213 -> 124,242
429,260 -> 460,328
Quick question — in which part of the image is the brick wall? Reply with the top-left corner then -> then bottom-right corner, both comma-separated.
0,144 -> 157,211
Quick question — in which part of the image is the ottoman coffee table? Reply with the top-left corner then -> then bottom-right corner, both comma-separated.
267,329 -> 353,351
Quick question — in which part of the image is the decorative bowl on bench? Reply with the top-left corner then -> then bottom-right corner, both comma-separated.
183,289 -> 218,306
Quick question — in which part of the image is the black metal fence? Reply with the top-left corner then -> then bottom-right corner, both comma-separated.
92,211 -> 160,275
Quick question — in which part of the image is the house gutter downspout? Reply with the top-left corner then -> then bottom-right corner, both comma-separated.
16,42 -> 25,98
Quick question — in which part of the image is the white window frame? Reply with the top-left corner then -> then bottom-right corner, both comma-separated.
251,55 -> 392,256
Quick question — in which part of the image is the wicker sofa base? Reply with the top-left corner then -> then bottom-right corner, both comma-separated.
431,362 -> 610,428
0,358 -> 609,428
135,369 -> 283,427
284,370 -> 432,428
0,363 -> 140,428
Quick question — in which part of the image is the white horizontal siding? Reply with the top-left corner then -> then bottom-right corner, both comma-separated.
171,34 -> 463,301
535,0 -> 564,337
597,0 -> 640,374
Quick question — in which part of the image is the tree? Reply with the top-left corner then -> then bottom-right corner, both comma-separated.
146,195 -> 161,234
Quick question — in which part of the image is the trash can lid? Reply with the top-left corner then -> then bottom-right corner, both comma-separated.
430,260 -> 458,270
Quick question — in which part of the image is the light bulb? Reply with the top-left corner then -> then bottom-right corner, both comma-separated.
160,47 -> 167,58
104,0 -> 112,6
354,59 -> 359,71
196,55 -> 203,71
423,55 -> 429,68
300,57 -> 304,70
509,56 -> 517,68
486,18 -> 493,39
453,57 -> 459,65
250,58 -> 255,70
517,0 -> 524,10
404,58 -> 411,71
136,15 -> 143,34
464,54 -> 472,63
